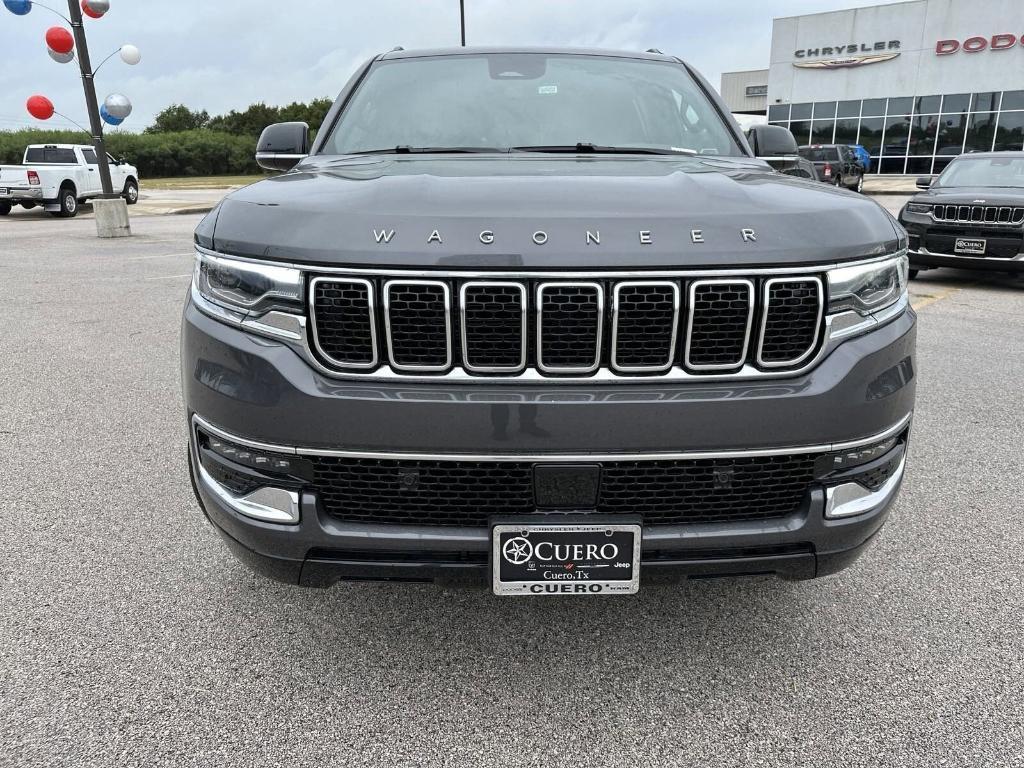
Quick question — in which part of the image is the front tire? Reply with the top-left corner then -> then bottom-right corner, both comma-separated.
54,186 -> 78,218
123,178 -> 139,205
855,175 -> 864,193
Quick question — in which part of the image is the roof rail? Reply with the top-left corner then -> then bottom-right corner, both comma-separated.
645,48 -> 663,54
390,46 -> 404,52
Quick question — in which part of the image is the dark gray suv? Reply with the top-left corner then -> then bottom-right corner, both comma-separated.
182,47 -> 916,595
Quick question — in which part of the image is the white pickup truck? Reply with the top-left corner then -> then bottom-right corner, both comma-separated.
0,144 -> 139,218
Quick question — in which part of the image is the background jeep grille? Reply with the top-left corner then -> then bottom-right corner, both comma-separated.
310,273 -> 824,378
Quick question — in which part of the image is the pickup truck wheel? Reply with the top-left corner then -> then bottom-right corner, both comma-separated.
0,202 -> 10,216
123,179 -> 139,205
55,186 -> 79,218
21,202 -> 36,210
855,175 -> 864,193
832,175 -> 842,187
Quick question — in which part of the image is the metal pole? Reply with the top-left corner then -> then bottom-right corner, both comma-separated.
66,0 -> 114,197
460,0 -> 466,46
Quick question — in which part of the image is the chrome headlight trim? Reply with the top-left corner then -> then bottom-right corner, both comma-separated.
193,249 -> 303,313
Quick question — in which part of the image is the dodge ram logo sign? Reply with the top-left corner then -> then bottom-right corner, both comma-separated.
936,35 -> 1024,55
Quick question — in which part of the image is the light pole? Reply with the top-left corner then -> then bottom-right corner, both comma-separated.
459,0 -> 466,46
67,0 -> 114,197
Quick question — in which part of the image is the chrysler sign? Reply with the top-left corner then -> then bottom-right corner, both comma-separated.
793,40 -> 901,69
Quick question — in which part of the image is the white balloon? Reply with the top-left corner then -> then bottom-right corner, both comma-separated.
103,93 -> 132,120
48,47 -> 75,64
85,0 -> 110,14
119,44 -> 140,65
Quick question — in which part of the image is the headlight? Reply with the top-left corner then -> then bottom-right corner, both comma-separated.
827,254 -> 908,316
193,250 -> 302,313
904,203 -> 931,215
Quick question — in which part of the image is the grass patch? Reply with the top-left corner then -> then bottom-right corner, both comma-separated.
145,175 -> 269,190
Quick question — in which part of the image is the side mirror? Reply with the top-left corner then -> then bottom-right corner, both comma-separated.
916,176 -> 933,190
256,122 -> 310,172
746,124 -> 799,158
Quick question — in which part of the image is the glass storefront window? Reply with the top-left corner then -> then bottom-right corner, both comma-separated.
906,157 -> 934,175
908,115 -> 938,155
914,95 -> 941,115
1002,91 -> 1024,111
859,118 -> 884,155
837,100 -> 860,118
789,120 -> 811,144
936,112 -> 967,155
941,93 -> 970,114
994,111 -> 1024,151
810,120 -> 834,144
768,104 -> 790,122
886,97 -> 913,116
790,103 -> 812,120
833,118 -> 859,145
880,157 -> 906,173
812,102 -> 836,119
972,93 -> 1000,112
881,117 -> 910,157
861,99 -> 886,117
964,112 -> 997,153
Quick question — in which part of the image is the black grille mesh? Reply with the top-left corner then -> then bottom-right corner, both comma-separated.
539,285 -> 601,370
613,284 -> 677,369
687,282 -> 751,368
386,282 -> 449,368
760,280 -> 821,363
311,453 -> 816,526
312,281 -> 375,366
462,284 -> 525,370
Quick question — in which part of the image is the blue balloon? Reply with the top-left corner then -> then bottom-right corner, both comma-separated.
3,0 -> 33,15
100,104 -> 124,127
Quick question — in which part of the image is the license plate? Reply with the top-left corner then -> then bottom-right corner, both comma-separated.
492,523 -> 641,596
955,238 -> 986,255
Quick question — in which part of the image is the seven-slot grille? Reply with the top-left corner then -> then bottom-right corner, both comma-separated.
309,275 -> 824,378
310,453 -> 817,527
931,204 -> 1024,225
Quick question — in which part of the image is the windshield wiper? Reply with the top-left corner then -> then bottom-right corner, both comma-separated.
348,146 -> 502,155
511,142 -> 698,156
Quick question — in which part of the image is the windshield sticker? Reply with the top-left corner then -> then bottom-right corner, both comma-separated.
538,85 -> 558,95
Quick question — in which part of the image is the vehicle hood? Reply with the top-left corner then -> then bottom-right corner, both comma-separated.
912,186 -> 1024,207
203,155 -> 901,268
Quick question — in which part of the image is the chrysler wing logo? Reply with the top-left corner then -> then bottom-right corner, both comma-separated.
793,52 -> 900,69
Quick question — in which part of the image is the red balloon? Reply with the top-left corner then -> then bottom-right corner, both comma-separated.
81,0 -> 103,19
45,27 -> 74,55
27,95 -> 55,121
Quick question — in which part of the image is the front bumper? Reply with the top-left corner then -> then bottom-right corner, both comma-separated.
901,217 -> 1024,272
908,247 -> 1024,273
182,298 -> 917,588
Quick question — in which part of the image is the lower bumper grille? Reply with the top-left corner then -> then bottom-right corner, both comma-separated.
311,454 -> 816,527
924,230 -> 1022,259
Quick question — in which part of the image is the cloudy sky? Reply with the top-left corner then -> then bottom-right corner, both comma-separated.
1,0 -> 906,131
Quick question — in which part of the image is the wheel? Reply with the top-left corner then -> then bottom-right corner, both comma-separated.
55,186 -> 78,218
21,202 -> 36,210
855,175 -> 864,193
909,269 -> 919,280
0,202 -> 10,216
123,178 -> 139,205
833,175 -> 842,187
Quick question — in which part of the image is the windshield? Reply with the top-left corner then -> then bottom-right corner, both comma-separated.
937,156 -> 1024,188
322,53 -> 743,157
799,147 -> 840,162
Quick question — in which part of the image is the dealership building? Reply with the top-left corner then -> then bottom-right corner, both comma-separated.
720,0 -> 1024,173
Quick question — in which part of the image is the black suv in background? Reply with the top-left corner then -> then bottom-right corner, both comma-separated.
899,152 -> 1024,278
799,144 -> 865,192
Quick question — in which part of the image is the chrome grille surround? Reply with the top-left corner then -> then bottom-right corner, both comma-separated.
383,279 -> 452,372
756,277 -> 825,369
308,276 -> 379,370
536,282 -> 604,375
684,279 -> 755,372
610,280 -> 680,373
459,281 -> 528,373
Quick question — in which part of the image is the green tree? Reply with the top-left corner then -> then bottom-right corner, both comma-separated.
147,104 -> 210,134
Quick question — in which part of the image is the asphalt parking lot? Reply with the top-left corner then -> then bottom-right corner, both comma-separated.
2,212 -> 1022,767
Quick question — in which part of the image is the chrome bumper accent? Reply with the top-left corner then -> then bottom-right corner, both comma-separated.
825,455 -> 907,519
195,458 -> 300,525
910,247 -> 1024,262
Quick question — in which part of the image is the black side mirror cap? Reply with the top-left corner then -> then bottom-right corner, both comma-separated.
256,122 -> 310,172
746,124 -> 799,158
916,176 -> 933,189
